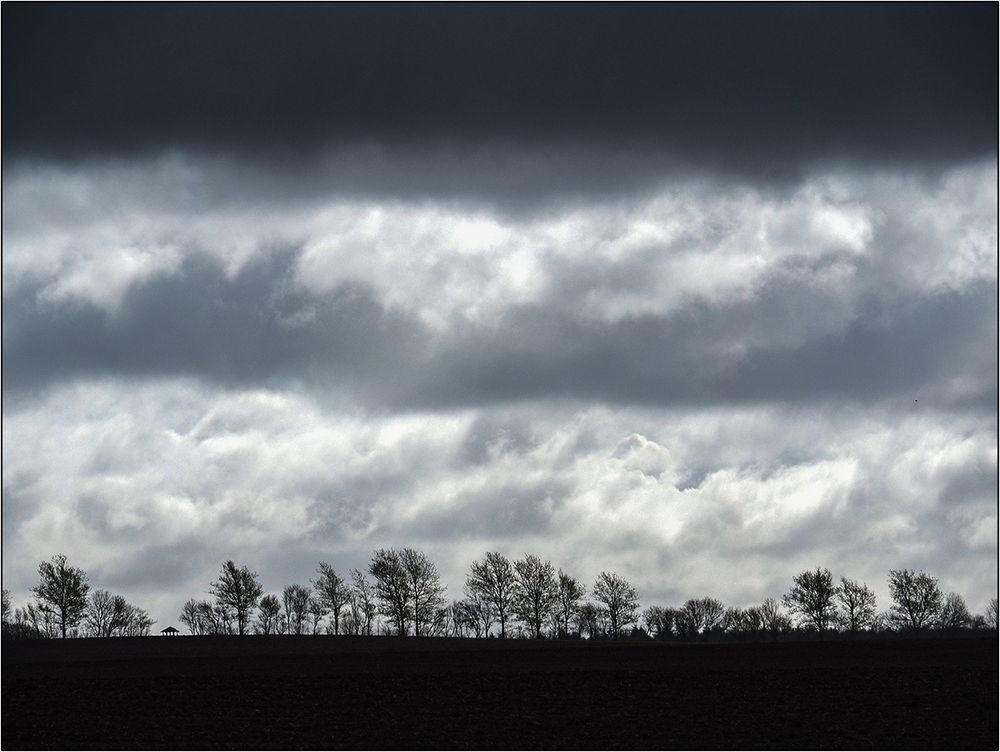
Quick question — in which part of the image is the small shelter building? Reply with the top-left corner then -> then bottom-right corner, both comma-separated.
160,626 -> 180,636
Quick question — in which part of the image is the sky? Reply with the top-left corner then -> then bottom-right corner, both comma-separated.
2,4 -> 997,628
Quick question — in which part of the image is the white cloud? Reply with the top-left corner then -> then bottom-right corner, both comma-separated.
36,243 -> 182,311
4,155 -> 995,331
3,380 -> 996,623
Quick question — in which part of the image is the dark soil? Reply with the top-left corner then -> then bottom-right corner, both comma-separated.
2,635 -> 997,749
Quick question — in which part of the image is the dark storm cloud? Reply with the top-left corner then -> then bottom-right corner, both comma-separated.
4,248 -> 994,411
4,4 -> 995,168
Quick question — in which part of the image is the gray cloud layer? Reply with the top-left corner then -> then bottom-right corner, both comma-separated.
5,157 -> 996,412
2,151 -> 996,628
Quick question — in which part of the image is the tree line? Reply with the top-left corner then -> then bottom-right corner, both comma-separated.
2,554 -> 153,639
3,552 -> 998,641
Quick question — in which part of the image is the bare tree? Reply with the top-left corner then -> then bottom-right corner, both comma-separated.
209,560 -> 263,636
450,597 -> 485,638
759,597 -> 791,633
121,605 -> 155,636
678,597 -> 725,638
32,554 -> 90,638
591,571 -> 639,638
782,567 -> 840,633
398,548 -> 446,637
743,606 -> 768,634
458,589 -> 495,637
85,590 -> 131,637
7,603 -> 51,639
21,602 -> 59,638
180,598 -> 231,635
86,589 -> 118,637
340,606 -> 361,636
576,601 -> 608,639
887,569 -> 942,631
314,562 -> 350,635
466,552 -> 517,638
341,587 -> 366,636
255,594 -> 281,635
641,605 -> 676,640
350,569 -> 377,636
2,589 -> 10,625
721,607 -> 749,635
512,554 -> 559,638
986,598 -> 998,630
871,610 -> 893,633
307,596 -> 328,634
427,605 -> 449,637
180,598 -> 206,635
555,570 -> 585,637
211,602 -> 235,634
937,592 -> 972,631
370,548 -> 412,636
283,584 -> 312,635
837,577 -> 878,634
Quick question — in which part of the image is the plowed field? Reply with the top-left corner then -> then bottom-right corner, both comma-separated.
2,636 -> 996,749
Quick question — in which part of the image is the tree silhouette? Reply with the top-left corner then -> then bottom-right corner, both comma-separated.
121,605 -> 154,636
837,578 -> 877,634
85,590 -> 130,637
314,562 -> 350,635
255,594 -> 281,634
555,570 -> 585,637
307,596 -> 328,634
887,569 -> 942,631
747,605 -> 773,634
450,596 -> 489,638
576,601 -> 608,638
591,571 -> 639,638
399,548 -> 446,637
641,605 -> 677,639
758,598 -> 791,633
782,567 -> 839,633
1,589 -> 10,625
513,554 -> 559,639
214,602 -> 235,634
179,599 -> 204,635
678,597 -> 725,638
938,592 -> 972,631
32,554 -> 90,638
370,549 -> 412,636
209,561 -> 263,636
349,569 -> 377,636
428,604 -> 449,637
721,606 -> 752,635
986,598 -> 999,630
19,602 -> 58,638
283,584 -> 312,635
466,552 -> 517,638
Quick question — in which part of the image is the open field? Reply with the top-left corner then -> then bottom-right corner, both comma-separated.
3,635 -> 997,749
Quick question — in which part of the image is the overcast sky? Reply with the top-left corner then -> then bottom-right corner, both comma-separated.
3,4 -> 997,628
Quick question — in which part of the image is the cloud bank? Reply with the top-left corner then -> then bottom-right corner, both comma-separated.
3,154 -> 996,623
2,6 -> 995,628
